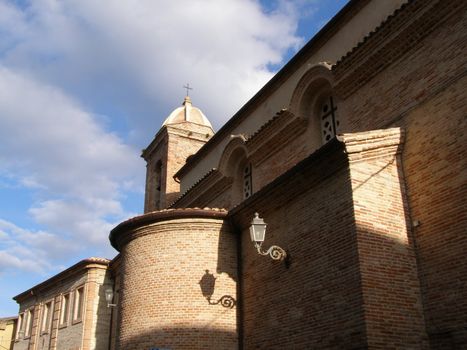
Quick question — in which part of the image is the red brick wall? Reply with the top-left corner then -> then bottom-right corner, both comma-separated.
350,154 -> 428,348
337,4 -> 467,346
230,131 -> 428,348
165,124 -> 213,207
400,77 -> 467,347
232,153 -> 368,349
138,1 -> 466,348
144,123 -> 213,212
252,128 -> 309,193
115,213 -> 237,350
144,134 -> 168,212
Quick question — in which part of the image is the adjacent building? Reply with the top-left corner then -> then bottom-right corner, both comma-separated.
12,0 -> 467,348
0,316 -> 17,350
12,258 -> 112,350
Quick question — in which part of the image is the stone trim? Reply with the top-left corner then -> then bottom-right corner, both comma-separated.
333,0 -> 465,98
337,128 -> 405,162
165,123 -> 213,142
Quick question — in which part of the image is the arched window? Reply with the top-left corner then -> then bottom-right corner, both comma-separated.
289,63 -> 342,148
318,94 -> 339,143
217,135 -> 253,207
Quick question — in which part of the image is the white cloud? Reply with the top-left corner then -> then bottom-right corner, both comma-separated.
0,65 -> 141,193
29,198 -> 134,246
0,0 -> 306,281
0,219 -> 69,274
0,0 -> 304,134
0,66 -> 138,265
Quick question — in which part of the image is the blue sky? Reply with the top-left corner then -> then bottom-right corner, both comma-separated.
0,0 -> 348,316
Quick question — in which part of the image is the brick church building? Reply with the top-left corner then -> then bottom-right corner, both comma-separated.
12,0 -> 466,348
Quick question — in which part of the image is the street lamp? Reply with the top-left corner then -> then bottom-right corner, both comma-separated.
105,288 -> 116,308
249,213 -> 287,262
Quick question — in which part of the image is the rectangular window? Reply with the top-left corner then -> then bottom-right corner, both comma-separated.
25,308 -> 34,338
41,301 -> 53,333
16,313 -> 24,339
60,293 -> 70,326
73,286 -> 85,322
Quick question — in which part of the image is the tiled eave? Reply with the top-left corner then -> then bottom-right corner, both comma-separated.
170,168 -> 221,207
109,208 -> 228,251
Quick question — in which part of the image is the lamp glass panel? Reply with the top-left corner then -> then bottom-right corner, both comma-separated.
253,224 -> 266,242
249,225 -> 256,242
105,289 -> 113,303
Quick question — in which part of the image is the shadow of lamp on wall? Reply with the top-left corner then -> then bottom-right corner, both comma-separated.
198,270 -> 236,309
250,213 -> 288,265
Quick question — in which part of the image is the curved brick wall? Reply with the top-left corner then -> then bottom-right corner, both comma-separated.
110,209 -> 238,350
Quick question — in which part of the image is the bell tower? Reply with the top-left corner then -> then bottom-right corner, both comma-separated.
142,96 -> 214,212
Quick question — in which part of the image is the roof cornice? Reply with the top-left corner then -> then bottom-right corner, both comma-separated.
174,0 -> 370,180
13,258 -> 110,303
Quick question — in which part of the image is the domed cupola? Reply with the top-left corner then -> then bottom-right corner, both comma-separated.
142,96 -> 215,212
163,96 -> 213,130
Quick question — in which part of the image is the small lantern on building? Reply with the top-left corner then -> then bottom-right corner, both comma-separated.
250,213 -> 267,243
249,213 -> 288,263
105,288 -> 116,308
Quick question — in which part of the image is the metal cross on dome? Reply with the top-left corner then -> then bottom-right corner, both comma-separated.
183,83 -> 193,96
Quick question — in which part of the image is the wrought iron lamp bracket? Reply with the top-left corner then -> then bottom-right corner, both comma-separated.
254,242 -> 287,261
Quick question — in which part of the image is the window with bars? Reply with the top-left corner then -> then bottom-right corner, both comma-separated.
319,95 -> 339,143
243,163 -> 252,199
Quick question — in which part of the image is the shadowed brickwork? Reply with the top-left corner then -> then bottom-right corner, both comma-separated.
110,209 -> 237,350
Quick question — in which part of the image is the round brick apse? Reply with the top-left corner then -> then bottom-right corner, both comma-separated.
109,208 -> 238,350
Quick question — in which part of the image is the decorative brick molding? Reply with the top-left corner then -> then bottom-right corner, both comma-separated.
338,127 -> 404,161
170,170 -> 233,209
173,0 -> 372,181
333,0 -> 466,98
246,110 -> 307,166
217,135 -> 248,175
169,109 -> 308,209
288,62 -> 334,117
227,127 -> 428,348
231,129 -> 404,227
